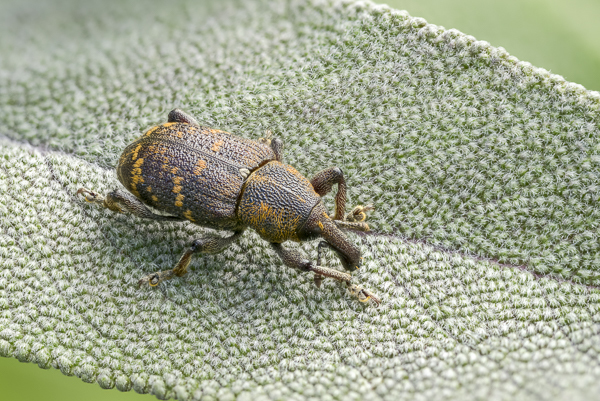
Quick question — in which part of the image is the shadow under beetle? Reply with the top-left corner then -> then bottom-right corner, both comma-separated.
78,109 -> 380,305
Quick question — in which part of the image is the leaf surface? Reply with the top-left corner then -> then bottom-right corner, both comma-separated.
1,0 -> 600,400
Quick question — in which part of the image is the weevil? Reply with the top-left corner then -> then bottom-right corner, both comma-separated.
77,109 -> 380,304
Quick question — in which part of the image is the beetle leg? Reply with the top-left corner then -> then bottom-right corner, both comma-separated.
333,220 -> 369,232
258,131 -> 284,162
345,204 -> 374,222
271,243 -> 380,305
270,138 -> 284,162
168,108 -> 200,127
77,188 -> 184,221
346,283 -> 381,304
314,240 -> 331,288
258,130 -> 272,145
138,230 -> 245,287
311,167 -> 374,224
332,204 -> 374,232
310,167 -> 347,220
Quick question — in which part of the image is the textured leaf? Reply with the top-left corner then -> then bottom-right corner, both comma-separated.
1,0 -> 600,400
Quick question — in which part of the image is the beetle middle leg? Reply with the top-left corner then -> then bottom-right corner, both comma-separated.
138,230 -> 245,287
271,243 -> 380,305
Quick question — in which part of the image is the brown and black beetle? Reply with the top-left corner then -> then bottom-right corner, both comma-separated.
77,109 -> 380,304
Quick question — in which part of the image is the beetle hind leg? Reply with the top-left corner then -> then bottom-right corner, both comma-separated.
77,188 -> 184,221
138,230 -> 244,287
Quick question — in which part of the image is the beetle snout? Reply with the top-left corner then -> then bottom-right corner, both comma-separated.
325,239 -> 361,271
338,250 -> 362,271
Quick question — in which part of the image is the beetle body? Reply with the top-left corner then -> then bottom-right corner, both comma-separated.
78,109 -> 379,304
117,122 -> 322,243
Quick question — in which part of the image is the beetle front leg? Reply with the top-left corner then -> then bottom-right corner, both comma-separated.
77,188 -> 184,222
333,204 -> 374,232
344,204 -> 374,222
271,243 -> 380,305
310,167 -> 347,220
138,230 -> 245,287
311,168 -> 375,227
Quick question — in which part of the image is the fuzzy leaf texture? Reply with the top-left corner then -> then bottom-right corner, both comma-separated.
1,0 -> 600,400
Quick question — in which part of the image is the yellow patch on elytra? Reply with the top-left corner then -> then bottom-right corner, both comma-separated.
183,209 -> 195,222
131,173 -> 144,184
148,145 -> 166,156
130,181 -> 141,198
317,221 -> 324,231
144,126 -> 159,137
211,139 -> 224,152
147,186 -> 152,192
175,193 -> 184,207
163,122 -> 176,127
194,159 -> 207,175
172,185 -> 183,194
152,195 -> 158,202
171,166 -> 179,175
131,144 -> 142,160
176,131 -> 184,139
173,176 -> 184,184
129,155 -> 145,197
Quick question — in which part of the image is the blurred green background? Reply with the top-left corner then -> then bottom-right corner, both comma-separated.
1,0 -> 598,400
383,0 -> 600,91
